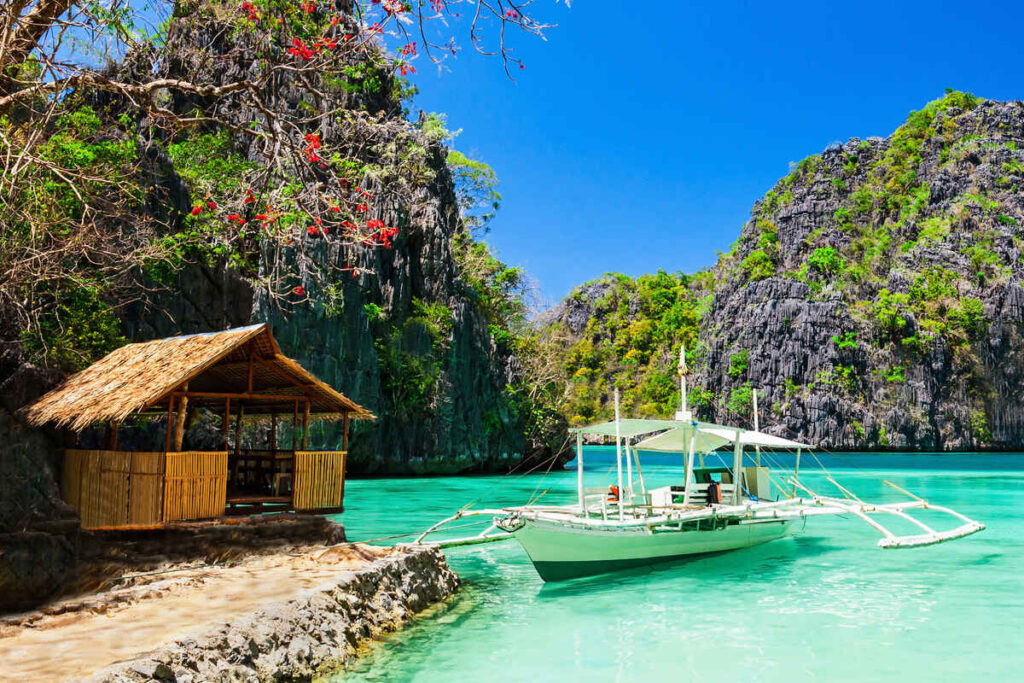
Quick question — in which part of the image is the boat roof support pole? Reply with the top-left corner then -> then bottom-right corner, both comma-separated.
632,442 -> 647,495
682,425 -> 697,505
576,430 -> 584,514
794,447 -> 802,498
733,429 -> 743,505
614,388 -> 624,521
625,437 -> 633,500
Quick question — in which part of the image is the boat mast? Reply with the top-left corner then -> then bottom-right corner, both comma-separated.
576,430 -> 584,513
677,344 -> 689,420
614,388 -> 624,520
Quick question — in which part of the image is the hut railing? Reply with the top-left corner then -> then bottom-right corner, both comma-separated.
163,451 -> 228,522
292,450 -> 346,511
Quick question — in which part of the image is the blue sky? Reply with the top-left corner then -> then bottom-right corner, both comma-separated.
409,0 -> 1024,305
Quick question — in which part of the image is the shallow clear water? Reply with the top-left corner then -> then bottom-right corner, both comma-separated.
331,450 -> 1023,682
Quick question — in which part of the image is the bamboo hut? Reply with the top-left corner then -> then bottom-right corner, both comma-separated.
26,323 -> 373,529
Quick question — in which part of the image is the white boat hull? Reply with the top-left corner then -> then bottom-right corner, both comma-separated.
513,516 -> 795,581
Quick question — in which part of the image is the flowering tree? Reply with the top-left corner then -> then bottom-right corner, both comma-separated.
0,0 -> 560,369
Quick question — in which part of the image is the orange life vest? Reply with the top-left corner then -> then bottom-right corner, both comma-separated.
607,485 -> 620,502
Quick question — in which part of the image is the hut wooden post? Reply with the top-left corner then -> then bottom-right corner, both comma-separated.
112,421 -> 120,451
343,411 -> 349,451
292,400 -> 298,451
247,347 -> 255,392
234,405 -> 244,457
173,383 -> 189,452
165,396 -> 175,452
301,400 -> 310,450
223,398 -> 231,451
269,411 -> 277,453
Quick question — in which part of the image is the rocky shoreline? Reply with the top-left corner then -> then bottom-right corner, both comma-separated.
87,546 -> 458,683
2,544 -> 459,682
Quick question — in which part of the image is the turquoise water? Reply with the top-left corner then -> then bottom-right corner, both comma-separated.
331,450 -> 1023,682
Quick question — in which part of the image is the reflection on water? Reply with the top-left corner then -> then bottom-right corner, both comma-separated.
334,451 -> 1023,682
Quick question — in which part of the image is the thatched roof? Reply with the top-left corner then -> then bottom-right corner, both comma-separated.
26,324 -> 374,431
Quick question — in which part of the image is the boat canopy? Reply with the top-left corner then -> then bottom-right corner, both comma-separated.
574,418 -> 813,452
571,418 -> 679,439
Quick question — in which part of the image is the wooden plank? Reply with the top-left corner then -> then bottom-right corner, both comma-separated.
129,452 -> 165,526
81,451 -> 103,528
99,451 -> 130,527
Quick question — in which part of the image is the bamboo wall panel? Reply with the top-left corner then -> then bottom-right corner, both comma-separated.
99,451 -> 131,528
61,450 -> 82,510
293,451 -> 346,510
129,452 -> 165,525
163,452 -> 228,521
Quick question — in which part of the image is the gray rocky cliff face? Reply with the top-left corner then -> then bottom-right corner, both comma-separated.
696,96 -> 1024,450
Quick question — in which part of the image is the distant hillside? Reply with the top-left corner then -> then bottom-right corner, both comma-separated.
546,92 -> 1024,450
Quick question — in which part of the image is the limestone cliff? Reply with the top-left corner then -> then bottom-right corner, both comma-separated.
548,93 -> 1024,451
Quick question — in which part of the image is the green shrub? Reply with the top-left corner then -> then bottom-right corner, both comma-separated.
873,289 -> 912,338
727,384 -> 754,417
831,332 -> 858,350
728,349 -> 749,379
808,247 -> 845,276
741,249 -> 775,281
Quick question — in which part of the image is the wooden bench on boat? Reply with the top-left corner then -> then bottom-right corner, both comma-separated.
26,324 -> 374,530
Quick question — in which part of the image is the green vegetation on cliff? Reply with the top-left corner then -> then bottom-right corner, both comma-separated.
547,270 -> 713,425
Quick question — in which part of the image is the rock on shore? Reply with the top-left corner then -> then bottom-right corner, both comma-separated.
88,546 -> 459,682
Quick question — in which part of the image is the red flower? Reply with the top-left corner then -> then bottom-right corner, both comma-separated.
304,132 -> 321,148
288,38 -> 315,61
382,0 -> 405,16
329,206 -> 341,213
331,15 -> 343,26
293,285 -> 305,296
400,64 -> 416,76
207,200 -> 218,210
226,213 -> 246,225
307,151 -> 320,163
400,42 -> 417,56
307,226 -> 322,237
244,191 -> 256,204
301,1 -> 316,13
190,205 -> 203,216
241,1 -> 260,20
356,204 -> 368,212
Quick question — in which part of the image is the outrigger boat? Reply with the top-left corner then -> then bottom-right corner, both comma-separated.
411,348 -> 985,581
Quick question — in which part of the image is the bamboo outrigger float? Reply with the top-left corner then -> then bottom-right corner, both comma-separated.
411,347 -> 985,581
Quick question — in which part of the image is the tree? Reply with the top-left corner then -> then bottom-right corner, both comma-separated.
0,1 -> 557,369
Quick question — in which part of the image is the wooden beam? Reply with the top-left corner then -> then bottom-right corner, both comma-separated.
302,400 -> 310,450
247,346 -> 255,392
170,390 -> 313,402
223,398 -> 231,451
165,396 -> 174,452
292,400 -> 298,451
234,405 -> 244,458
269,411 -> 277,453
343,411 -> 349,451
173,382 -> 189,452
